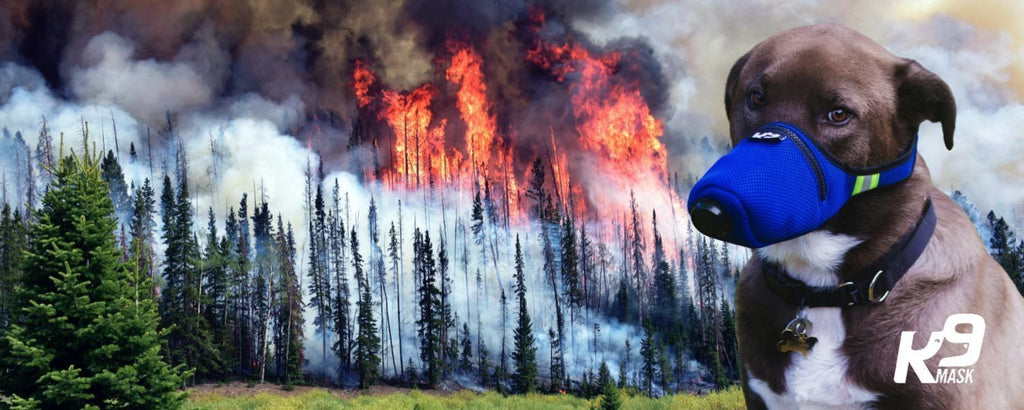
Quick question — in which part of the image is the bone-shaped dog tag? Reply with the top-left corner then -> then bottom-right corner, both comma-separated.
777,316 -> 818,356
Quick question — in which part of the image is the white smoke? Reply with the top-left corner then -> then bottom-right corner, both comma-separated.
70,32 -> 219,126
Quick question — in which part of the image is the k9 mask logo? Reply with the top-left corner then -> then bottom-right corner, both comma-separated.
893,313 -> 985,384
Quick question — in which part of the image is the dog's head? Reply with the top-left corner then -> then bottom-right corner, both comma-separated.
688,24 -> 956,248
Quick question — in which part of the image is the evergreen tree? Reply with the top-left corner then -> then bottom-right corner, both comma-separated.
629,191 -> 646,322
511,236 -> 537,394
438,237 -> 456,377
34,116 -> 54,190
331,212 -> 352,374
0,204 -> 27,328
202,207 -> 231,377
618,339 -> 630,389
307,184 -> 332,379
387,221 -> 404,377
561,216 -> 583,313
100,150 -> 131,220
640,322 -> 658,397
273,218 -> 303,384
720,295 -> 738,382
352,227 -> 380,388
598,362 -> 622,410
460,322 -> 473,373
549,327 -> 564,391
159,173 -> 222,381
525,158 -> 547,219
416,230 -> 443,387
0,149 -> 185,408
250,199 -> 274,382
651,212 -> 677,344
987,211 -> 1024,293
129,180 -> 157,283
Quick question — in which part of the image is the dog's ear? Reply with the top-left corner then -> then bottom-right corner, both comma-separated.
724,51 -> 751,120
896,59 -> 956,150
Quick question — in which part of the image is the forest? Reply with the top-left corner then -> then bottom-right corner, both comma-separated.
0,114 -> 1021,408
0,115 -> 744,406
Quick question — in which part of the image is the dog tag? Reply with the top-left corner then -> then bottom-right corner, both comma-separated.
777,313 -> 818,356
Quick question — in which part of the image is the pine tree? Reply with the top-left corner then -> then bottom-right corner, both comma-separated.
100,150 -> 131,221
0,204 -> 27,328
307,183 -> 332,379
525,158 -> 547,219
598,362 -> 622,410
561,216 -> 583,313
129,179 -> 157,284
511,236 -> 537,393
0,148 -> 186,408
629,191 -> 646,323
34,116 -> 54,190
331,211 -> 353,374
387,220 -> 405,377
251,199 -> 275,382
640,322 -> 658,397
273,218 -> 303,384
352,227 -> 380,388
987,211 -> 1023,293
460,322 -> 473,373
202,207 -> 231,377
618,339 -> 630,389
720,295 -> 738,382
438,237 -> 456,377
416,230 -> 443,387
651,211 -> 678,344
159,173 -> 222,381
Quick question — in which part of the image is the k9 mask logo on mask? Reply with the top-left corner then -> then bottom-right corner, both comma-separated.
687,123 -> 918,248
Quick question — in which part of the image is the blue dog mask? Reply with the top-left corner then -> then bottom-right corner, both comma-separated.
687,122 -> 917,248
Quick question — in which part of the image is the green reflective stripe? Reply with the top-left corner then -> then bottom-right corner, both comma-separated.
852,173 -> 880,196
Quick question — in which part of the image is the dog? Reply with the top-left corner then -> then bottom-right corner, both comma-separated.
688,24 -> 1024,409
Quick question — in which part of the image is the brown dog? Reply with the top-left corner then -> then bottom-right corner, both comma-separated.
721,25 -> 1024,408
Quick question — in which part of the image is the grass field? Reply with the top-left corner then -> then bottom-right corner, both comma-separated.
184,383 -> 745,409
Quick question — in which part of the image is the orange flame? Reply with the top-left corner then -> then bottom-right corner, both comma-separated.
525,16 -> 671,221
446,41 -> 498,185
379,85 -> 445,189
352,61 -> 376,108
348,8 -> 677,230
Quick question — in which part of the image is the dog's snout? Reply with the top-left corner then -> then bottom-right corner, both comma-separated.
690,198 -> 731,239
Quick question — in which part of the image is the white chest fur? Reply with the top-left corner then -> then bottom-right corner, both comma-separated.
747,231 -> 879,409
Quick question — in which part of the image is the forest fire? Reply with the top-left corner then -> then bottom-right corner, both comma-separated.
350,8 -> 678,226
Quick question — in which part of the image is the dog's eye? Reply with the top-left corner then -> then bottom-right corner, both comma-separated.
827,108 -> 852,124
747,91 -> 766,108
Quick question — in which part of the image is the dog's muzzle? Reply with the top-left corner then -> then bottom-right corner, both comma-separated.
687,122 -> 918,248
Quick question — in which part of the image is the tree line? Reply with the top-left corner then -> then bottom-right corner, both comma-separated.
0,118 -> 781,407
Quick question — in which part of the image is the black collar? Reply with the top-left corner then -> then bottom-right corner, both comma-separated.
762,199 -> 936,308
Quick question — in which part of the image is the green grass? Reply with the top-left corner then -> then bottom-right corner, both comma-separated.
184,386 -> 744,410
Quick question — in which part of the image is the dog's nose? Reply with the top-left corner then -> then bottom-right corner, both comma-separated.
690,198 -> 731,239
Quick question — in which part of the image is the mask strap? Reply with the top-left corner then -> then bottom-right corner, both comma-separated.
849,135 -> 918,196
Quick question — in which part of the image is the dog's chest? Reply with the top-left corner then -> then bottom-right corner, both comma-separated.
748,231 -> 879,408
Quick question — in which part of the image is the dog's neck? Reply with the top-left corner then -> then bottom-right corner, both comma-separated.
760,157 -> 932,283
758,230 -> 862,286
